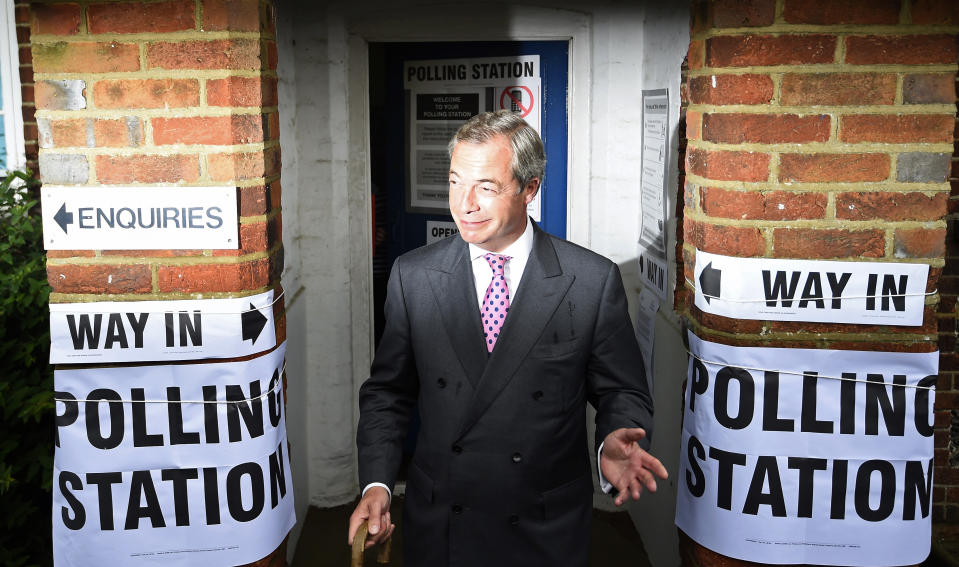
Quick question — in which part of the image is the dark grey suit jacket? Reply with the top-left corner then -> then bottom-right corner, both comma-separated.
357,222 -> 653,567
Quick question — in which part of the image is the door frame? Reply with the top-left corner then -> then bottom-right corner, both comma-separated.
341,2 -> 593,443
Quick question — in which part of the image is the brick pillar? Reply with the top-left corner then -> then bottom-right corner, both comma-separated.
678,1 -> 958,565
17,1 -> 37,171
933,0 -> 959,526
32,1 -> 286,565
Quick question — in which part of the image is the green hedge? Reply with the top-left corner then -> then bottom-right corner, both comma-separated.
0,169 -> 53,567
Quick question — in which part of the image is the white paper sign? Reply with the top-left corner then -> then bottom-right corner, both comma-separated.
693,250 -> 929,326
426,220 -> 459,245
42,186 -> 238,250
634,287 -> 659,393
50,290 -> 277,364
53,343 -> 294,566
404,56 -> 542,218
638,89 -> 670,300
676,332 -> 937,566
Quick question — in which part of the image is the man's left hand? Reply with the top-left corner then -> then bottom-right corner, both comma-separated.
600,427 -> 668,506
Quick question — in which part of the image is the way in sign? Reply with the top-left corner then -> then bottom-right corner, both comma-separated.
762,270 -> 909,312
67,312 -> 204,350
693,250 -> 929,326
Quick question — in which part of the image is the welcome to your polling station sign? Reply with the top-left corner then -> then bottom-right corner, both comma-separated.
676,332 -> 937,566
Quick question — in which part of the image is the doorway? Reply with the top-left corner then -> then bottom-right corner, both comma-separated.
368,40 -> 569,343
366,40 -> 570,474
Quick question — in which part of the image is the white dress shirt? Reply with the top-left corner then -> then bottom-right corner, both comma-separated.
467,216 -> 534,307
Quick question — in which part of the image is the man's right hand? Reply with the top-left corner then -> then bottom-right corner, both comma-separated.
348,486 -> 394,550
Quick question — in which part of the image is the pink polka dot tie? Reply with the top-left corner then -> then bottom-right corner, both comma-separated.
482,253 -> 511,352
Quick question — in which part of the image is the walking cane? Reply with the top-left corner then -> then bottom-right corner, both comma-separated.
351,520 -> 392,567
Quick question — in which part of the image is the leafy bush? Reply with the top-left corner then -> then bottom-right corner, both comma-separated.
0,169 -> 53,567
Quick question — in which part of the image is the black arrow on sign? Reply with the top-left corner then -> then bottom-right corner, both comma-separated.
242,304 -> 268,344
699,262 -> 722,304
54,203 -> 74,234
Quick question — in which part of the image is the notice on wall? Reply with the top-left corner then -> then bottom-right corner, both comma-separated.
633,287 -> 659,393
53,343 -> 294,566
42,186 -> 238,250
676,332 -> 937,566
693,250 -> 929,326
404,56 -> 542,218
49,290 -> 277,364
638,89 -> 670,300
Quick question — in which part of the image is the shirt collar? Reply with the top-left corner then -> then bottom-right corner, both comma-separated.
468,216 -> 534,262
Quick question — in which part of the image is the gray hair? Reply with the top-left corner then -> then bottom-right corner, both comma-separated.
448,110 -> 546,193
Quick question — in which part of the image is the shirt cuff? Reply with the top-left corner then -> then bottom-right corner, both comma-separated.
597,442 -> 613,494
362,482 -> 392,506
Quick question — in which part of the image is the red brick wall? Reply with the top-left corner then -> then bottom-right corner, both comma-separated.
936,34 -> 959,524
32,2 -> 286,565
15,2 -> 36,170
678,0 -> 958,564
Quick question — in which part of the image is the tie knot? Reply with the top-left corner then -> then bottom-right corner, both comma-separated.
484,253 -> 509,276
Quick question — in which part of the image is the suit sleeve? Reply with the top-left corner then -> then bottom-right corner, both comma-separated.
356,258 -> 420,491
586,262 -> 654,451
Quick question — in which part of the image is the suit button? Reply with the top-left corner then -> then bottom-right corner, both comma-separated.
452,504 -> 463,514
437,378 -> 447,388
511,452 -> 522,463
452,444 -> 462,454
508,514 -> 519,525
532,390 -> 543,400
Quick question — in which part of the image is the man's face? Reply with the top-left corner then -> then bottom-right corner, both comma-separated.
448,135 -> 539,253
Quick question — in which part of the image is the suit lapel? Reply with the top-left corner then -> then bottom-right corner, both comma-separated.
456,227 -> 574,438
426,238 -> 488,388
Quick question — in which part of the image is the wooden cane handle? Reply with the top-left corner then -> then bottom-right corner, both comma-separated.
351,521 -> 392,566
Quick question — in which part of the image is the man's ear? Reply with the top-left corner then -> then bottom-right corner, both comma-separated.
523,178 -> 540,205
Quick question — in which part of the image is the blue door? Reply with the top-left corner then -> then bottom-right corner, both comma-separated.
368,41 -> 570,472
370,41 -> 570,271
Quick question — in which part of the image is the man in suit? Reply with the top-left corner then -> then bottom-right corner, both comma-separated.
348,110 -> 667,566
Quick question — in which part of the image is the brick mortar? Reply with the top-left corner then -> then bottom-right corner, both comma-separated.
37,108 -> 280,119
688,181 -> 953,195
690,104 -> 956,114
687,140 -> 955,153
34,70 -> 278,81
687,64 -> 959,76
46,247 -> 276,267
693,26 -> 959,40
681,242 -> 943,269
38,140 -> 279,155
29,32 -> 272,43
681,315 -> 940,348
685,173 -> 953,192
49,285 -> 279,305
685,208 -> 948,231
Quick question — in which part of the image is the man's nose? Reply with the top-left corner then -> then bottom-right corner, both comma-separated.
455,187 -> 479,213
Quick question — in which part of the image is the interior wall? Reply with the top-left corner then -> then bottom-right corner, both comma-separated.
276,1 -> 690,564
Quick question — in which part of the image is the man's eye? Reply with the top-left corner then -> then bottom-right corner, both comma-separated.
481,186 -> 496,193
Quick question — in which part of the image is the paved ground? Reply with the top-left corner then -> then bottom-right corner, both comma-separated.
290,496 -> 653,567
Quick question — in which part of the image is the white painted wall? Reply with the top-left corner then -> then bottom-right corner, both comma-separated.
276,1 -> 690,563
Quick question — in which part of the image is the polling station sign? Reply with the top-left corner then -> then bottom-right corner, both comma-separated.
693,250 -> 929,326
676,332 -> 937,566
49,290 -> 277,364
53,343 -> 293,566
404,56 -> 541,216
42,185 -> 238,250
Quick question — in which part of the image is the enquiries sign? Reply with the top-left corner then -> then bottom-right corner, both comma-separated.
41,186 -> 238,250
